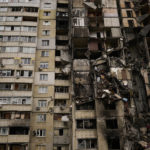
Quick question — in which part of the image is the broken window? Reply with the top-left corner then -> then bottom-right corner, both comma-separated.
54,99 -> 66,106
37,114 -> 46,122
15,83 -> 32,91
57,147 -> 62,150
107,136 -> 120,149
43,21 -> 50,26
0,112 -> 11,119
78,139 -> 97,149
0,83 -> 12,90
36,129 -> 46,137
40,62 -> 48,69
55,86 -> 69,93
125,2 -> 131,8
106,29 -> 112,37
24,7 -> 38,12
55,50 -> 60,56
76,101 -> 95,110
0,127 -> 8,135
0,70 -> 14,77
77,119 -> 96,129
127,10 -> 133,18
59,129 -> 63,136
22,16 -> 37,22
57,3 -> 68,8
9,127 -> 29,135
128,20 -> 134,27
106,119 -> 118,129
16,70 -> 32,77
11,7 -> 21,12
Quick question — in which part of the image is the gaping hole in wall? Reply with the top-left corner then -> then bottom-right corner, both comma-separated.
77,119 -> 96,129
106,119 -> 118,129
56,40 -> 68,46
74,49 -> 88,59
55,74 -> 69,80
76,101 -> 95,110
9,127 -> 29,135
54,99 -> 66,107
90,51 -> 102,59
107,136 -> 120,149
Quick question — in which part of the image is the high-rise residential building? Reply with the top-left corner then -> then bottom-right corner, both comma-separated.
0,0 -> 150,150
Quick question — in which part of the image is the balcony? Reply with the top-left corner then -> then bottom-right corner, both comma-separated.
76,130 -> 97,139
55,93 -> 70,99
55,80 -> 70,86
54,136 -> 70,144
0,135 -> 29,143
75,110 -> 96,119
0,104 -> 31,111
0,119 -> 30,127
53,106 -> 71,114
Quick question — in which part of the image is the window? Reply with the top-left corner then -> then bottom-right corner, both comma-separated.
41,51 -> 49,57
42,30 -> 50,36
38,86 -> 48,93
125,2 -> 131,8
38,100 -> 47,107
43,11 -> 50,16
37,114 -> 46,122
0,128 -> 8,135
59,129 -> 63,136
77,119 -> 96,129
43,21 -> 50,26
78,139 -> 97,149
21,58 -> 31,65
40,74 -> 48,81
16,83 -> 32,91
0,7 -> 7,12
42,40 -> 49,46
106,119 -> 118,129
0,84 -> 12,90
128,20 -> 134,27
55,86 -> 69,93
36,129 -> 46,137
40,62 -> 48,69
11,7 -> 21,12
0,70 -> 14,77
0,26 -> 4,31
36,145 -> 46,150
127,10 -> 133,18
16,70 -> 32,77
56,50 -> 60,56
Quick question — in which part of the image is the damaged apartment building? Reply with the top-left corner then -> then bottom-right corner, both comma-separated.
0,0 -> 150,150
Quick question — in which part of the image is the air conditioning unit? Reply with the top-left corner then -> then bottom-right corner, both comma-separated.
36,107 -> 40,111
19,64 -> 22,67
